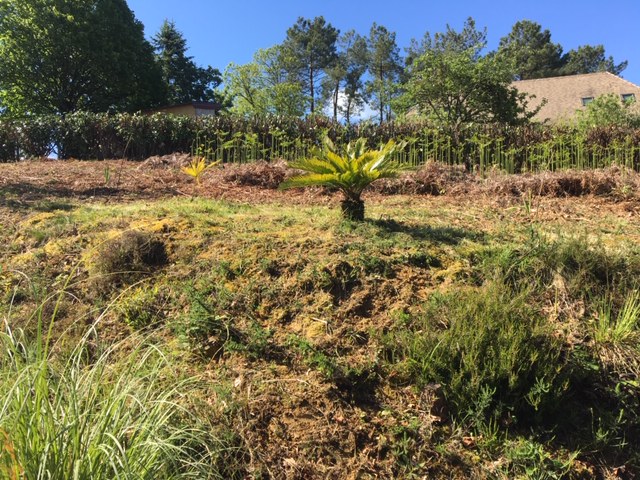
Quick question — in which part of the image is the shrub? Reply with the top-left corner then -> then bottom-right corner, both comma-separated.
117,285 -> 164,329
15,115 -> 59,158
279,136 -> 409,221
1,112 -> 639,171
480,235 -> 638,300
0,118 -> 19,162
383,285 -> 566,426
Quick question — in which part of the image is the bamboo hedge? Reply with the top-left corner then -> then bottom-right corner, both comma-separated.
1,112 -> 639,173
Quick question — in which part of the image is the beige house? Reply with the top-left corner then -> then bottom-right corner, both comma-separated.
512,72 -> 640,123
150,101 -> 221,118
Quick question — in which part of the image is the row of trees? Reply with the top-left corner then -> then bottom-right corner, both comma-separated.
0,0 -> 628,127
224,16 -> 628,127
0,0 -> 223,116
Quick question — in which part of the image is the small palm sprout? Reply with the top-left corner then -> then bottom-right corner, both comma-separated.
279,136 -> 408,221
181,156 -> 219,185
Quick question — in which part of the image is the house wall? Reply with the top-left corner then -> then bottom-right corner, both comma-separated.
512,72 -> 640,123
155,105 -> 197,117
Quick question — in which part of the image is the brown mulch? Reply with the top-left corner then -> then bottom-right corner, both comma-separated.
1,156 -> 638,208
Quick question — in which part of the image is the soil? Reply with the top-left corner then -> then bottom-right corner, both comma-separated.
2,156 -> 639,479
1,156 -> 639,209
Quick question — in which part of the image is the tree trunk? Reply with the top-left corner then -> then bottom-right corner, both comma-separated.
340,198 -> 365,221
309,64 -> 315,114
379,69 -> 384,125
333,83 -> 339,122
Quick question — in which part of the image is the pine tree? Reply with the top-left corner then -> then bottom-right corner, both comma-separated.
366,23 -> 402,124
152,20 -> 222,104
282,16 -> 339,114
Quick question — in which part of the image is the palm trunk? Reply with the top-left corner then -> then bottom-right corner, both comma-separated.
340,198 -> 365,221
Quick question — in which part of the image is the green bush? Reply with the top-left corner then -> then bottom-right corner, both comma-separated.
1,112 -> 639,170
480,234 -> 639,300
15,115 -> 58,158
0,118 -> 19,161
383,285 -> 565,426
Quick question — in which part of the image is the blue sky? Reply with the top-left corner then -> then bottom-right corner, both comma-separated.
128,0 -> 640,86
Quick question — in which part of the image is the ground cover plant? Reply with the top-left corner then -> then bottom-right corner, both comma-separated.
1,158 -> 640,478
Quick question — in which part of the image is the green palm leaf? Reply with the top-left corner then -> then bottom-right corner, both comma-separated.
279,135 -> 411,220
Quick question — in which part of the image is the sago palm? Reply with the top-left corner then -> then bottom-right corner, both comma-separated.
279,136 -> 407,221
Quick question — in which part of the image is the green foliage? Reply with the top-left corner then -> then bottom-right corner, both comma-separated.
286,335 -> 339,379
322,30 -> 369,123
560,45 -> 628,76
593,291 -> 640,345
1,112 -> 640,172
153,20 -> 223,105
0,0 -> 164,115
366,23 -> 403,124
497,20 -> 564,80
383,285 -> 565,425
406,17 -> 487,64
282,16 -> 339,114
224,46 -> 307,117
405,46 -> 537,147
118,285 -> 163,329
498,20 -> 627,80
503,438 -> 577,479
179,286 -> 243,359
480,234 -> 638,300
0,325 -> 236,479
279,136 -> 408,220
575,94 -> 640,130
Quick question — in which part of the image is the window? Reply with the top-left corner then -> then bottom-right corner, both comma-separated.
581,97 -> 594,106
622,93 -> 636,103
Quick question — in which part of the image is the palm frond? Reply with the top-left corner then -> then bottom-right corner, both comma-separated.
279,173 -> 342,190
280,136 -> 411,202
288,158 -> 338,175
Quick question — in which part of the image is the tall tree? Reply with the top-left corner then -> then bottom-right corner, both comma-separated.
366,23 -> 402,124
498,20 -> 563,80
282,16 -> 339,114
0,0 -> 164,115
406,17 -> 487,65
224,46 -> 306,117
405,48 -> 536,147
321,30 -> 369,123
560,45 -> 627,76
153,20 -> 223,104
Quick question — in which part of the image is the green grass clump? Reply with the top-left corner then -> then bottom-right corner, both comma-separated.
593,291 -> 640,345
0,321 -> 238,479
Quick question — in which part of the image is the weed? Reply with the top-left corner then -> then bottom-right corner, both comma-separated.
181,156 -> 218,185
180,287 -> 241,359
286,335 -> 338,379
117,284 -> 164,329
503,438 -> 577,479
